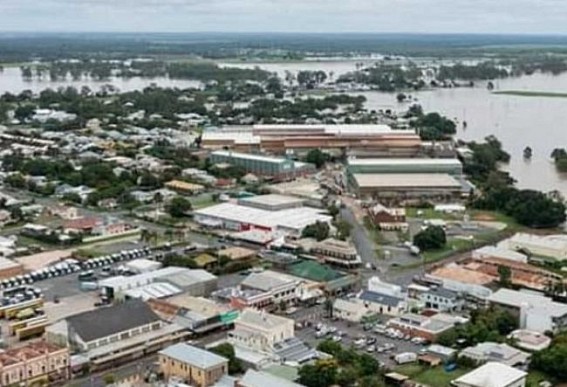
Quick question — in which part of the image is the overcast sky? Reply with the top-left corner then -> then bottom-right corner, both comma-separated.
0,0 -> 565,34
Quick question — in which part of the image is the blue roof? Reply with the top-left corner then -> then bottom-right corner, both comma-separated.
159,343 -> 227,369
359,290 -> 404,307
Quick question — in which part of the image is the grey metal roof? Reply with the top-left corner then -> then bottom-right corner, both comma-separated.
67,299 -> 160,342
359,290 -> 404,307
159,343 -> 227,370
240,370 -> 304,387
427,287 -> 459,299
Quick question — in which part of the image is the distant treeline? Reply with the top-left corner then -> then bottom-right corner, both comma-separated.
3,33 -> 567,62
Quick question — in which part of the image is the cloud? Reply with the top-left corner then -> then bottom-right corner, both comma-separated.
0,0 -> 566,34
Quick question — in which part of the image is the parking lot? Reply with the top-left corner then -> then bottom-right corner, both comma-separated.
295,313 -> 426,368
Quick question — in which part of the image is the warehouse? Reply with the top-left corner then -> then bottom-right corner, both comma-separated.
237,194 -> 305,211
347,158 -> 463,176
209,150 -> 315,181
350,173 -> 465,200
193,202 -> 332,236
201,124 -> 422,156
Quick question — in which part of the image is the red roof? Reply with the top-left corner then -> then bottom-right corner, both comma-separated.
63,217 -> 101,230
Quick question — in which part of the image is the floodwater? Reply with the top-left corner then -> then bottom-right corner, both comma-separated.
222,60 -> 567,196
2,60 -> 567,195
0,66 -> 202,94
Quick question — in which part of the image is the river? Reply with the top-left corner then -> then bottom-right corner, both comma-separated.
0,67 -> 202,94
1,61 -> 567,196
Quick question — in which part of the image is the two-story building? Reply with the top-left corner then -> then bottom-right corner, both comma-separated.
0,342 -> 69,386
229,308 -> 294,353
159,343 -> 228,387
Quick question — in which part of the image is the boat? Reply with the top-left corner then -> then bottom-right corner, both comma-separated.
523,146 -> 533,159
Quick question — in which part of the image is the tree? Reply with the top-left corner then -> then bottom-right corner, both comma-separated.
531,333 -> 567,381
302,221 -> 330,241
497,265 -> 512,287
327,204 -> 340,219
103,374 -> 115,385
298,359 -> 338,387
305,149 -> 330,169
413,226 -> 446,251
396,93 -> 407,102
210,343 -> 243,375
334,219 -> 353,241
167,196 -> 192,218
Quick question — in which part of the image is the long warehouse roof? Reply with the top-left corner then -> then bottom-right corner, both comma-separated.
347,158 -> 462,166
352,173 -> 462,188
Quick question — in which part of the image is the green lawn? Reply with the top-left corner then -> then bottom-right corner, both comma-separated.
406,207 -> 461,221
494,90 -> 567,98
395,364 -> 471,387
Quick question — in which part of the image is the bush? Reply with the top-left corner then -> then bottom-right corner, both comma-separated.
413,226 -> 446,251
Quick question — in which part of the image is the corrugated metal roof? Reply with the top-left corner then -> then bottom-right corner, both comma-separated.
160,343 -> 227,369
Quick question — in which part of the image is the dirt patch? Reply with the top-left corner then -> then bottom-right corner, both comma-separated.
472,213 -> 496,221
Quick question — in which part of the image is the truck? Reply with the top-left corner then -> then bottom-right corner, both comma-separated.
394,352 -> 418,365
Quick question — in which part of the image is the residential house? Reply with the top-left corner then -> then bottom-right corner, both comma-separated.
356,290 -> 406,316
63,217 -> 102,235
159,343 -> 228,387
48,205 -> 80,220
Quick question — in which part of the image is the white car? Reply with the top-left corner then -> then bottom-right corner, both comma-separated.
332,335 -> 342,342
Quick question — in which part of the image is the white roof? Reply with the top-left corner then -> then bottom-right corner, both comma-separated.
453,362 -> 526,387
487,288 -> 567,317
194,203 -> 332,231
353,173 -> 461,188
124,282 -> 181,300
473,246 -> 527,263
125,259 -> 163,272
159,343 -> 227,370
202,131 -> 260,144
99,267 -> 216,291
240,369 -> 303,387
239,194 -> 304,206
348,158 -> 462,166
254,124 -> 397,135
212,150 -> 291,164
237,308 -> 294,331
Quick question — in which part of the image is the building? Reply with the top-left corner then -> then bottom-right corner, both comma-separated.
165,180 -> 205,195
236,270 -> 303,310
46,300 -> 189,371
347,157 -> 463,175
357,290 -> 407,316
498,233 -> 567,261
149,296 -> 238,335
209,151 -> 315,181
388,313 -> 466,342
310,238 -> 361,267
238,369 -> 304,387
426,263 -> 494,300
63,217 -> 102,234
99,267 -> 218,302
452,362 -> 527,387
159,343 -> 228,387
487,289 -> 567,333
193,202 -> 332,236
459,342 -> 530,367
229,309 -> 294,353
0,342 -> 69,386
472,246 -> 528,264
237,194 -> 305,211
333,298 -> 369,322
125,259 -> 163,274
419,287 -> 464,312
201,124 -> 422,156
350,172 -> 465,200
368,204 -> 408,231
507,330 -> 551,352
48,205 -> 80,220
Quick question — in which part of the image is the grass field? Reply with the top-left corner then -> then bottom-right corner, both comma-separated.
493,90 -> 567,98
395,364 -> 470,387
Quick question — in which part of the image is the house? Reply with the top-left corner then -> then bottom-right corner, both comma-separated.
368,204 -> 408,231
46,299 -> 189,371
165,180 -> 205,195
333,298 -> 368,322
460,342 -> 531,367
507,330 -> 551,352
452,362 -> 527,387
159,343 -> 228,387
21,223 -> 50,238
48,205 -> 80,220
63,217 -> 102,235
229,309 -> 294,352
0,342 -> 69,386
487,288 -> 567,333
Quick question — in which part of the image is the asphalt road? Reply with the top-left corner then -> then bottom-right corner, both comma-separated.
340,207 -> 378,265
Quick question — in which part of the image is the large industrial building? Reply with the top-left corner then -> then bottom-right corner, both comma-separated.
193,194 -> 332,236
346,158 -> 471,200
209,150 -> 315,181
201,124 -> 422,156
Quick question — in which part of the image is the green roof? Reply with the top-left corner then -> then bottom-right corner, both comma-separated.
287,260 -> 343,283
